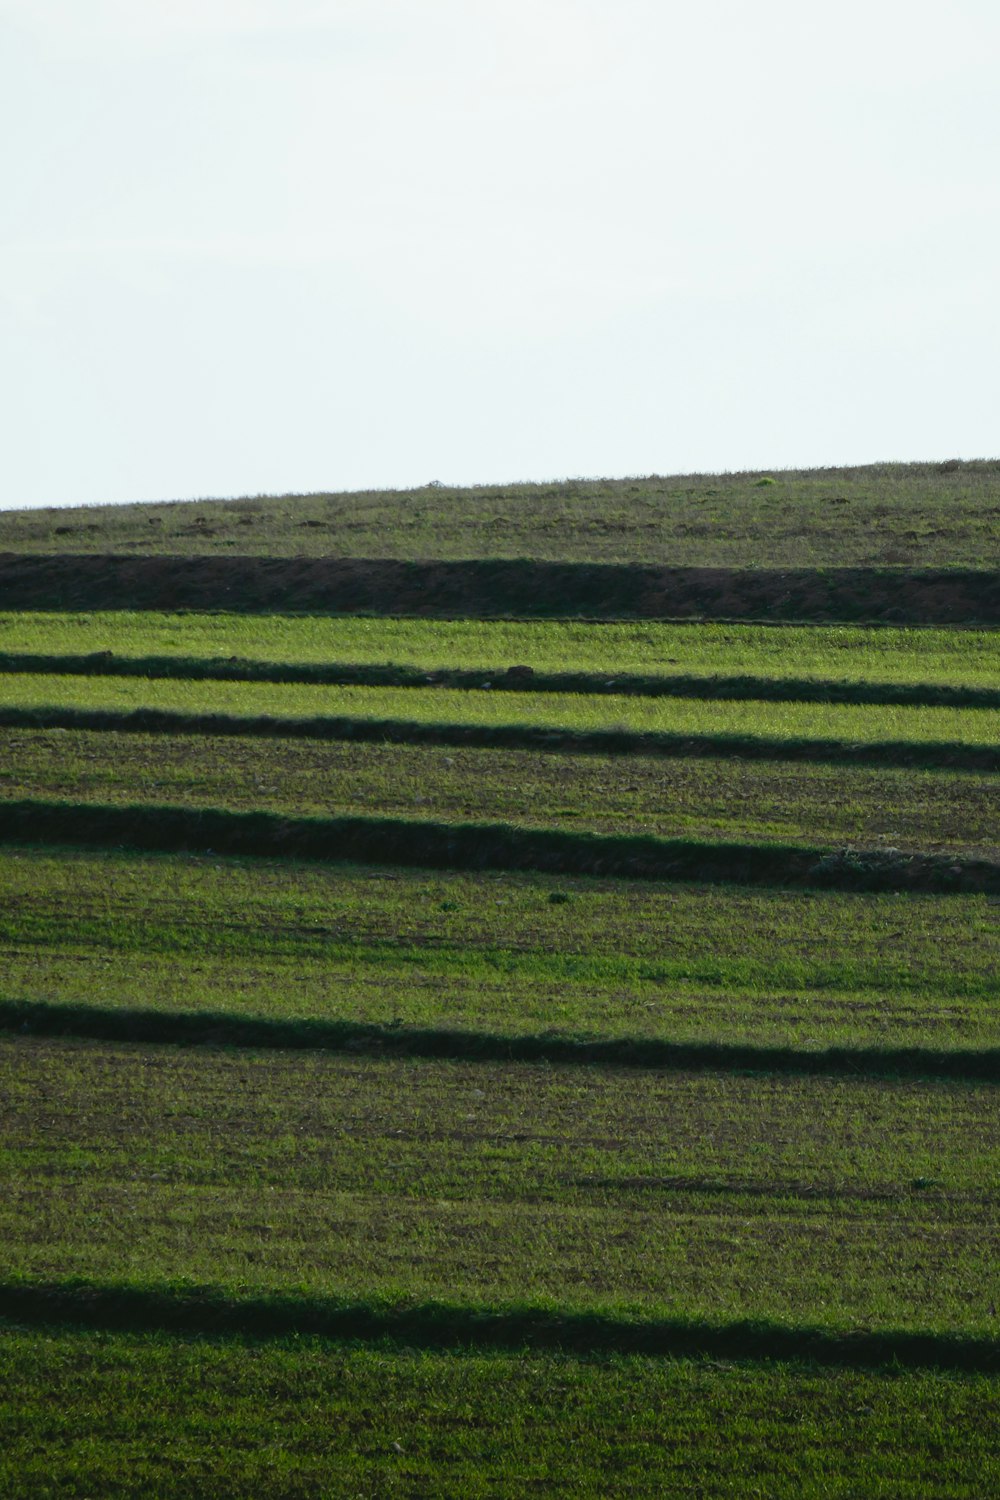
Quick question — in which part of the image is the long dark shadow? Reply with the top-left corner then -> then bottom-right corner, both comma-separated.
2,1279 -> 997,1372
4,650 -> 1000,711
2,553 -> 999,624
0,796 -> 998,893
2,704 -> 997,775
5,1000 -> 998,1082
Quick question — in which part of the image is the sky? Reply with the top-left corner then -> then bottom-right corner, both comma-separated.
1,0 -> 998,510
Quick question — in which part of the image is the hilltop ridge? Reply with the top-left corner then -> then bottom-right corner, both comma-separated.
3,459 -> 1000,569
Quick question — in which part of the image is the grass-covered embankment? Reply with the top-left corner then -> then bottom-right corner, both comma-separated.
9,1001 -> 998,1082
6,669 -> 1000,741
7,701 -> 1000,775
3,554 -> 1000,622
9,648 -> 1000,711
4,1282 -> 1000,1374
3,796 -> 999,894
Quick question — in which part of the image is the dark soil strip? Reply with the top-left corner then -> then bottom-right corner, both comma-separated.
5,1001 -> 998,1082
3,553 -> 1000,623
5,650 -> 1000,710
1,798 -> 998,892
2,705 -> 998,775
2,1281 -> 997,1372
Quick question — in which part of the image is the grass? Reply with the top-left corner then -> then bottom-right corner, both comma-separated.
2,1036 -> 998,1335
11,796 -> 997,899
3,670 -> 999,746
3,583 -> 998,1487
3,846 -> 999,1051
2,460 -> 1000,566
9,1003 -> 997,1083
2,1330 -> 997,1497
4,727 -> 999,859
3,611 -> 1000,688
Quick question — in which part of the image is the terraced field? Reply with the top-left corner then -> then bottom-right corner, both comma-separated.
3,1040 -> 996,1330
5,611 -> 1000,685
2,846 -> 999,1053
6,668 -> 1000,748
3,728 -> 1000,857
2,537 -> 999,1495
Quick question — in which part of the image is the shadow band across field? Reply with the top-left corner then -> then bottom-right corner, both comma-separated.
5,1000 -> 999,1082
6,650 -> 1000,711
2,1280 -> 998,1373
2,797 -> 999,892
2,705 -> 999,775
2,553 -> 1000,623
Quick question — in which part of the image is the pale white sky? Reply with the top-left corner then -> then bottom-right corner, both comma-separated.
1,0 -> 998,509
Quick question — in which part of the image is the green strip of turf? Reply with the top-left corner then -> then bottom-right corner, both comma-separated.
2,702 -> 997,772
0,796 -> 995,892
2,1328 -> 997,1499
3,1280 -> 997,1372
4,670 -> 1000,745
5,726 -> 998,860
4,611 -> 1000,684
4,649 -> 1000,709
4,999 -> 997,1080
6,1040 -> 993,1331
7,844 -> 997,1050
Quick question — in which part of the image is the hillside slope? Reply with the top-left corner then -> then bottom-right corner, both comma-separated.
3,459 -> 999,568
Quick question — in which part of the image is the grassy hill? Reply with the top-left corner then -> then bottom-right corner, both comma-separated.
1,465 -> 998,1496
3,458 -> 1000,567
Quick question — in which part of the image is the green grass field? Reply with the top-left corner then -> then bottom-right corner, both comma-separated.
4,1037 -> 997,1334
2,459 -> 999,566
4,611 -> 1000,687
3,727 -> 998,857
3,490 -> 999,1493
4,670 -> 999,746
4,846 -> 999,1050
3,1333 -> 996,1498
